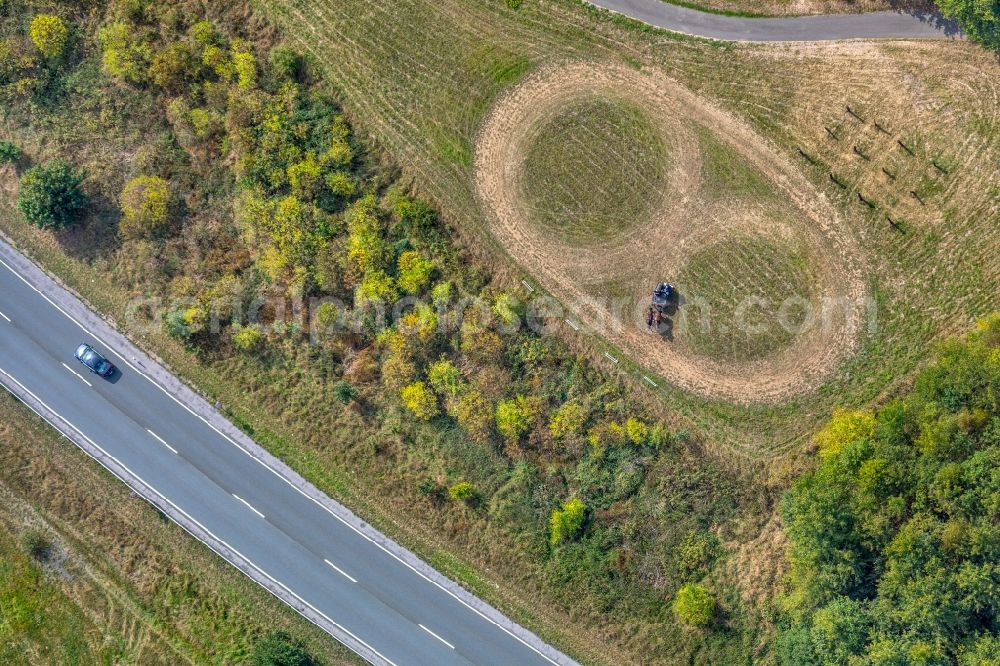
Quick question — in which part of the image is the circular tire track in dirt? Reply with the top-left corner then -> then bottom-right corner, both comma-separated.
475,61 -> 869,403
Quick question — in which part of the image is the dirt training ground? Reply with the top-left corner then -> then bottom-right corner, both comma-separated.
475,61 -> 870,403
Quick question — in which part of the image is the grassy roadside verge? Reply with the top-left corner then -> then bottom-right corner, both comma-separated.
0,389 -> 361,665
0,206 -> 623,663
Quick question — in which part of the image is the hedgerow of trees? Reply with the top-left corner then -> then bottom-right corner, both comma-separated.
777,314 -> 1000,665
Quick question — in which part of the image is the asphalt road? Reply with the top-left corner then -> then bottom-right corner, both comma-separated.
588,0 -> 963,41
0,238 -> 573,666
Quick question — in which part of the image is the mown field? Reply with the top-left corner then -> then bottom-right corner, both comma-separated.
258,0 -> 1000,455
0,390 -> 359,666
0,0 -> 996,664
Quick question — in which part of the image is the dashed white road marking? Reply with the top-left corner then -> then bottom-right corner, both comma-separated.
61,361 -> 93,387
146,429 -> 178,454
0,310 -> 10,322
0,363 -> 398,666
419,624 -> 455,650
0,255 -> 564,666
232,494 -> 266,519
324,558 -> 358,583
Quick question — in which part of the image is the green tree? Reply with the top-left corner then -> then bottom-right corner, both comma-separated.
401,381 -> 439,420
549,497 -> 586,545
397,251 -> 434,295
232,323 -> 263,352
935,0 -> 1000,51
268,44 -> 302,80
549,402 -> 586,439
119,175 -> 171,239
251,631 -> 317,666
29,15 -> 69,60
428,359 -> 462,397
287,153 -> 323,201
149,42 -> 198,90
813,407 -> 875,460
496,395 -> 540,444
99,22 -> 152,84
231,41 -> 257,89
17,159 -> 87,229
672,583 -> 715,627
450,389 -> 493,441
624,417 -> 649,445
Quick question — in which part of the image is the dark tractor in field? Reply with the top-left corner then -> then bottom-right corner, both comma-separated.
646,282 -> 674,331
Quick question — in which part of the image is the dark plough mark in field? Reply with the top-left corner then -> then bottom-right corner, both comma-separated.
910,190 -> 925,205
897,139 -> 916,156
857,192 -> 876,209
846,105 -> 864,122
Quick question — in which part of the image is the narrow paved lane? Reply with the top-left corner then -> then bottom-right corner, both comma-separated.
0,237 -> 574,666
588,0 -> 962,41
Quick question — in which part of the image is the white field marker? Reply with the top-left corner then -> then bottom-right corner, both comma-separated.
603,352 -> 619,364
419,624 -> 455,650
232,494 -> 265,519
61,362 -> 92,387
520,280 -> 534,292
0,310 -> 10,322
146,429 -> 178,454
324,558 -> 358,583
564,319 -> 579,331
643,375 -> 658,388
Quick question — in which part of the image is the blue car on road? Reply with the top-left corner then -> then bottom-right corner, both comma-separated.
75,343 -> 115,377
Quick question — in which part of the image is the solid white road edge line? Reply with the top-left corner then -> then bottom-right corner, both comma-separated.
61,361 -> 93,387
324,558 -> 359,583
419,624 -> 456,650
146,429 -> 179,454
0,255 -> 563,666
0,364 -> 398,666
232,494 -> 266,519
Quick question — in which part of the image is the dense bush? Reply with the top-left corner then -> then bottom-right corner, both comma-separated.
16,159 -> 87,229
98,21 -> 151,84
401,381 -> 439,420
549,498 -> 586,545
777,314 -> 1000,664
268,44 -> 302,80
0,140 -> 20,163
119,175 -> 171,239
673,583 -> 715,627
250,631 -> 317,666
29,15 -> 69,59
448,481 -> 475,502
232,324 -> 263,352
